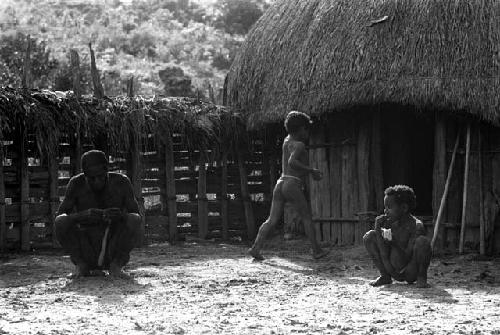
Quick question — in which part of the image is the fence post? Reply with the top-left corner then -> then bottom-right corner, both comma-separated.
220,150 -> 229,240
48,154 -> 59,248
70,49 -> 82,175
127,77 -> 146,246
164,129 -> 177,242
237,150 -> 256,240
197,152 -> 208,239
20,35 -> 31,251
0,144 -> 6,251
89,43 -> 104,99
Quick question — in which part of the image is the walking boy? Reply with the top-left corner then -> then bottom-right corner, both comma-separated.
248,111 -> 329,260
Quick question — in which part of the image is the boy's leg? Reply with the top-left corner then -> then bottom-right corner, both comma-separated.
285,183 -> 326,258
403,236 -> 432,288
249,183 -> 285,260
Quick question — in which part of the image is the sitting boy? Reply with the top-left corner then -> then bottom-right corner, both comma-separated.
363,185 -> 432,288
248,111 -> 329,260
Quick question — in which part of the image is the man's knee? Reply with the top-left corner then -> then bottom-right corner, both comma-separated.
55,215 -> 73,236
125,213 -> 142,234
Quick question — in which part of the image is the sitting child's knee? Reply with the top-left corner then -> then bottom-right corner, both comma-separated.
125,214 -> 142,231
363,230 -> 377,244
414,236 -> 431,250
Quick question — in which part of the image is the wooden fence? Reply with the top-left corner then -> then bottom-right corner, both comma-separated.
0,131 -> 274,251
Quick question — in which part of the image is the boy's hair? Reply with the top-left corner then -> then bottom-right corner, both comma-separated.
384,185 -> 417,212
284,111 -> 312,133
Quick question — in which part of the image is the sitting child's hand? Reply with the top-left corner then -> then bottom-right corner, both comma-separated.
381,228 -> 392,241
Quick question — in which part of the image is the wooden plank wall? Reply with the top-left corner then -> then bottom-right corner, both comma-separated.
309,112 -> 373,246
0,132 -> 270,250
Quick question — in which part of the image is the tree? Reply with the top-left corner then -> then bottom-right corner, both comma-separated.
0,32 -> 59,88
215,0 -> 268,35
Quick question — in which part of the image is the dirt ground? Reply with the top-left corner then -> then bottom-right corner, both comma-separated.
1,237 -> 500,335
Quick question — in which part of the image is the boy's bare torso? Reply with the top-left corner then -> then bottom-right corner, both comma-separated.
282,135 -> 308,180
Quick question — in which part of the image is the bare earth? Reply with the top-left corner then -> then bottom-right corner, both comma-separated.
1,237 -> 500,335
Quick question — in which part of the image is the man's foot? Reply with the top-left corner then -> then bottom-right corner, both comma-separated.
416,278 -> 431,288
67,263 -> 90,279
90,270 -> 106,277
109,262 -> 131,279
313,249 -> 330,260
248,247 -> 264,261
369,276 -> 393,287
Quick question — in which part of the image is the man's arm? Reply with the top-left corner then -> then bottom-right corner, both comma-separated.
57,178 -> 102,222
122,176 -> 140,215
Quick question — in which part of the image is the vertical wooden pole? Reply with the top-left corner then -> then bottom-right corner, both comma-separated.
127,80 -> 145,246
0,144 -> 6,251
459,124 -> 471,254
70,49 -> 81,97
220,150 -> 229,240
432,113 -> 447,249
70,49 -> 82,175
22,35 -> 31,89
48,154 -> 59,247
431,131 -> 460,250
237,150 -> 256,240
20,126 -> 30,251
479,125 -> 485,255
197,152 -> 208,239
371,109 -> 384,212
164,129 -> 178,242
21,35 -> 31,251
89,43 -> 104,99
356,119 -> 371,244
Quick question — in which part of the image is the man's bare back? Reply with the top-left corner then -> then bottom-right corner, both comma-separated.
282,135 -> 310,180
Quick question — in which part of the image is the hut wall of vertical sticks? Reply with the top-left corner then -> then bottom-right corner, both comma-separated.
225,0 -> 500,253
0,88 -> 271,251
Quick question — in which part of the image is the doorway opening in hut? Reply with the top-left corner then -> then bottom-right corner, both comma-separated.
380,107 -> 434,216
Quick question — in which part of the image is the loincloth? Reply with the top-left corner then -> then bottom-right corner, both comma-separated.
279,175 -> 305,191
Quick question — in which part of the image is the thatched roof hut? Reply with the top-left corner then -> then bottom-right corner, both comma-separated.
226,0 -> 500,254
226,0 -> 500,128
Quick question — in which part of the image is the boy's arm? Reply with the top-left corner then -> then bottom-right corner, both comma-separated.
287,142 -> 315,174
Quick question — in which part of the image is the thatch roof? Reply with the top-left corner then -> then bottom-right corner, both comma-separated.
226,0 -> 500,128
0,88 -> 245,158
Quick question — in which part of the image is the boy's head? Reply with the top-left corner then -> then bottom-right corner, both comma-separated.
383,185 -> 416,219
284,111 -> 312,140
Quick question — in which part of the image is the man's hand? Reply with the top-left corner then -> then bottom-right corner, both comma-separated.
103,208 -> 124,222
311,168 -> 323,181
85,208 -> 104,221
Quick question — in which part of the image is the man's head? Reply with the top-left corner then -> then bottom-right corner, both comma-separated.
284,111 -> 312,141
383,185 -> 416,219
81,150 -> 109,192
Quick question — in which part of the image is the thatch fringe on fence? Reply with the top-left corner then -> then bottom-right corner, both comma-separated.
0,88 -> 247,159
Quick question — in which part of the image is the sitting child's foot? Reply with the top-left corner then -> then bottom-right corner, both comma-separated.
369,275 -> 393,287
248,247 -> 264,261
313,249 -> 330,260
67,263 -> 90,279
109,263 -> 131,279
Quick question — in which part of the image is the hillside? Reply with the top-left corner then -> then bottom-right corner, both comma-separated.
0,0 -> 270,100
